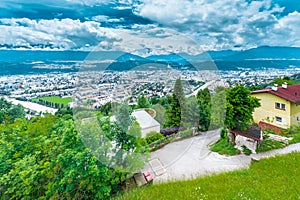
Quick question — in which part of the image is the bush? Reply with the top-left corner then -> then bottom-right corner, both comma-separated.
145,131 -> 164,145
220,128 -> 227,139
256,136 -> 287,153
210,137 -> 241,156
179,129 -> 193,138
242,145 -> 252,155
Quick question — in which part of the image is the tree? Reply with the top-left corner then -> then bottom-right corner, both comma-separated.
165,78 -> 185,127
197,88 -> 211,104
184,96 -> 200,128
210,87 -> 226,129
152,104 -> 166,127
137,94 -> 150,109
270,76 -> 294,86
197,88 -> 211,131
115,103 -> 132,132
0,98 -> 25,123
225,84 -> 260,130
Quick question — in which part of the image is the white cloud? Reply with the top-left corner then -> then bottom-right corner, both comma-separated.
0,18 -> 119,50
133,0 -> 300,49
0,18 -> 205,55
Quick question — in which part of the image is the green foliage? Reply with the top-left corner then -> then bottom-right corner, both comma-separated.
256,135 -> 287,153
127,121 -> 142,139
179,129 -> 193,138
113,152 -> 300,200
225,85 -> 260,130
115,103 -> 132,132
242,145 -> 252,155
270,76 -> 294,86
184,97 -> 200,128
197,88 -> 211,104
144,131 -> 164,145
0,98 -> 25,123
0,113 -> 139,200
165,79 -> 185,128
137,94 -> 151,109
152,104 -> 166,127
197,88 -> 211,131
220,128 -> 227,139
210,137 -> 241,156
210,87 -> 226,129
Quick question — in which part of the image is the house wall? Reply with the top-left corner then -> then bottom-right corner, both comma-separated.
235,135 -> 258,154
251,93 -> 291,129
290,103 -> 300,126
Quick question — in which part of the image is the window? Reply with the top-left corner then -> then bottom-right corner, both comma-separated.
275,102 -> 286,110
275,116 -> 282,123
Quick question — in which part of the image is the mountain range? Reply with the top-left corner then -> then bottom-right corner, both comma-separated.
0,46 -> 300,75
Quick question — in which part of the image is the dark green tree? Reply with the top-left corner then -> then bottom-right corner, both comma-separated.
0,98 -> 25,123
152,104 -> 166,127
197,88 -> 211,131
165,78 -> 185,127
137,94 -> 150,109
225,84 -> 260,130
184,96 -> 200,128
115,103 -> 132,132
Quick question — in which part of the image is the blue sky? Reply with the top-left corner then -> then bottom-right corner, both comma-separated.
0,0 -> 300,55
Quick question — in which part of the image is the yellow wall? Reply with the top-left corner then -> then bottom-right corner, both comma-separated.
251,92 -> 291,129
291,103 -> 300,126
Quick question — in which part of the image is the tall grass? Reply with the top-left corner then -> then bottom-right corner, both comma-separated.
113,152 -> 300,200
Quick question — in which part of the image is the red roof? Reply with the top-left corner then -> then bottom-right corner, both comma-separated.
251,84 -> 300,103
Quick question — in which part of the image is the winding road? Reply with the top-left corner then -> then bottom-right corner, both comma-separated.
143,129 -> 300,183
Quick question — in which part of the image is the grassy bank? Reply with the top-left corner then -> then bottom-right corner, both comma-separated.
113,152 -> 300,200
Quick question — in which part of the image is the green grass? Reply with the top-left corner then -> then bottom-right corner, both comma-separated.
113,152 -> 300,200
288,133 -> 300,144
256,136 -> 287,153
210,137 -> 241,156
32,96 -> 73,107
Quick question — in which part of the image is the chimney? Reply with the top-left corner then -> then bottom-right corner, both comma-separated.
272,84 -> 278,91
282,82 -> 287,89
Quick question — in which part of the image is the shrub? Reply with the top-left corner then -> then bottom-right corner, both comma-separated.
179,129 -> 193,138
145,131 -> 164,145
220,128 -> 227,139
242,145 -> 252,155
210,137 -> 241,156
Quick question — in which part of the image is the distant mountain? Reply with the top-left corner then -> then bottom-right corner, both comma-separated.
1,46 -> 300,75
224,46 -> 300,61
147,53 -> 191,65
116,53 -> 149,62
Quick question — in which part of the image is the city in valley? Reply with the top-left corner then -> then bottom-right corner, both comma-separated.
1,65 -> 300,117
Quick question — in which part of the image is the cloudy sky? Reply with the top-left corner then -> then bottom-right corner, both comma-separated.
0,0 -> 300,55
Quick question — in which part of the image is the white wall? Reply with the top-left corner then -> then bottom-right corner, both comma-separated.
235,135 -> 258,154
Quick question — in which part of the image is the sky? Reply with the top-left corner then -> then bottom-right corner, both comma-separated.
0,0 -> 300,55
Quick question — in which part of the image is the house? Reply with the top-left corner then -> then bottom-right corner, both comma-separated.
132,109 -> 160,138
251,83 -> 300,133
229,125 -> 263,154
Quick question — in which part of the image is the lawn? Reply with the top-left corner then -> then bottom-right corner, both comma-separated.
210,137 -> 241,156
32,96 -> 73,107
113,152 -> 300,200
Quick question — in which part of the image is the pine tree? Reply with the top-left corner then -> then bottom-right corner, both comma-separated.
137,94 -> 150,108
165,78 -> 185,127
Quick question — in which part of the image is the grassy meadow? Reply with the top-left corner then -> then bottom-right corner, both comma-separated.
113,152 -> 300,200
32,96 -> 72,107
